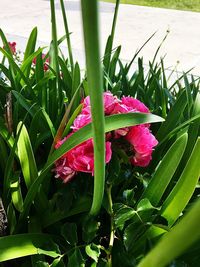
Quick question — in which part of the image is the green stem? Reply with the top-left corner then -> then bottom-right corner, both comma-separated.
60,0 -> 74,72
107,184 -> 115,267
137,199 -> 200,267
81,0 -> 105,216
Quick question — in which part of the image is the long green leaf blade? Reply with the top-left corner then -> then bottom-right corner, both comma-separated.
0,234 -> 60,262
138,199 -> 200,267
17,122 -> 38,189
142,133 -> 188,206
161,137 -> 200,226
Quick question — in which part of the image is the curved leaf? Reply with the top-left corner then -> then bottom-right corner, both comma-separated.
138,199 -> 200,267
161,137 -> 200,226
17,122 -> 38,189
142,133 -> 188,206
0,234 -> 60,262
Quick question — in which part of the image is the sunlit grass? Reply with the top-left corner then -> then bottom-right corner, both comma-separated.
102,0 -> 200,12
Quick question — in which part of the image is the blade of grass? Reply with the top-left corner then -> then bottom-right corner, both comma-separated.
103,0 -> 120,73
60,0 -> 74,71
156,90 -> 187,141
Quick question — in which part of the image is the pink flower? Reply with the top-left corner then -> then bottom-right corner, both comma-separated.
9,42 -> 16,54
121,96 -> 150,113
54,91 -> 158,182
71,113 -> 92,132
54,137 -> 112,183
81,92 -> 119,115
33,53 -> 49,71
125,125 -> 158,167
3,42 -> 16,54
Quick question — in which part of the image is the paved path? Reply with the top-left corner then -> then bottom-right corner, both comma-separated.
1,0 -> 200,75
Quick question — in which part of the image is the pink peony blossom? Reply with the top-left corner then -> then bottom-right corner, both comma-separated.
54,137 -> 112,183
54,91 -> 158,182
121,96 -> 150,113
71,113 -> 92,131
125,125 -> 158,167
81,92 -> 119,115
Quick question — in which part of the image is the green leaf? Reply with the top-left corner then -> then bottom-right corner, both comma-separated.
51,258 -> 65,267
7,203 -> 17,235
0,117 -> 15,149
0,234 -> 60,262
137,198 -> 156,212
82,216 -> 100,243
61,223 -> 77,246
142,133 -> 188,206
62,103 -> 83,137
178,93 -> 200,171
23,27 -> 37,60
42,196 -> 91,228
17,122 -> 38,189
0,47 -> 32,91
67,248 -> 85,267
35,261 -> 49,267
156,90 -> 187,141
0,28 -> 15,57
123,221 -> 147,253
137,199 -> 200,267
85,243 -> 100,263
16,47 -> 44,84
161,137 -> 200,226
21,27 -> 38,82
10,172 -> 24,212
60,0 -> 74,71
12,90 -> 37,117
114,204 -> 136,230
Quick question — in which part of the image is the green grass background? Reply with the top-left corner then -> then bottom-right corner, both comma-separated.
102,0 -> 200,12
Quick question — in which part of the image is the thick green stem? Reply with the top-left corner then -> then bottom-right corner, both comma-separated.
60,0 -> 74,72
81,0 -> 105,216
137,199 -> 200,267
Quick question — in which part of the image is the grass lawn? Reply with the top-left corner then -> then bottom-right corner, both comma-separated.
102,0 -> 200,12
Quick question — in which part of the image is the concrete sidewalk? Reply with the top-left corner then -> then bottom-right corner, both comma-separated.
0,0 -> 200,75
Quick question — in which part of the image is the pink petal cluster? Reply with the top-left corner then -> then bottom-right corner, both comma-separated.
32,53 -> 49,71
54,92 -> 158,183
3,42 -> 16,54
54,137 -> 112,183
